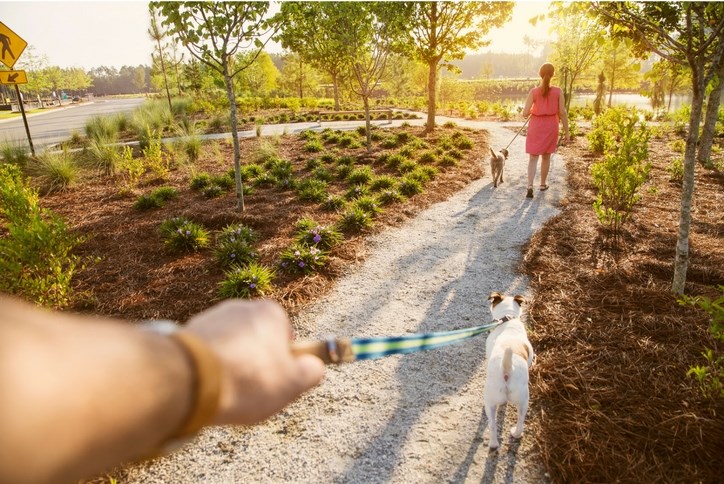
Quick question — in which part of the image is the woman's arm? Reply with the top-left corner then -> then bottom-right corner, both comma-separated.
522,89 -> 534,118
0,297 -> 324,484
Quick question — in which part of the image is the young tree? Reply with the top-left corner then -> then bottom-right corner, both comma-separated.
148,4 -> 173,112
402,1 -> 513,131
548,3 -> 604,112
274,2 -> 351,111
155,1 -> 278,211
599,38 -> 641,107
278,52 -> 320,99
235,50 -> 279,97
592,2 -> 724,294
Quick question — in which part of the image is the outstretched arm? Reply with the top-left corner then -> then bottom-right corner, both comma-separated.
0,297 -> 324,484
522,89 -> 534,118
558,92 -> 570,144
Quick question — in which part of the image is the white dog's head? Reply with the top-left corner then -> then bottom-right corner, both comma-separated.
488,292 -> 525,320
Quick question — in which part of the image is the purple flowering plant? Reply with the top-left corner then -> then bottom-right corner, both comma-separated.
279,243 -> 328,275
218,262 -> 274,299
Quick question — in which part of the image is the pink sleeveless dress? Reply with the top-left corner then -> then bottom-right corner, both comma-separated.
526,86 -> 561,155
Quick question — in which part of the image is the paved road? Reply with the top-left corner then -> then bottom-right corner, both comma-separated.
0,97 -> 146,149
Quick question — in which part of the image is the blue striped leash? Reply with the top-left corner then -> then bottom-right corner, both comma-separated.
291,317 -> 512,364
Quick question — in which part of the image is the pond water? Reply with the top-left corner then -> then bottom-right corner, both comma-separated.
495,92 -> 692,112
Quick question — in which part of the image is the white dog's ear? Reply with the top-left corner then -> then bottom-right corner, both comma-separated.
489,292 -> 503,303
513,295 -> 526,306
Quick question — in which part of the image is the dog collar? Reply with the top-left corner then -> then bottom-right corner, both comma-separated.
496,315 -> 515,324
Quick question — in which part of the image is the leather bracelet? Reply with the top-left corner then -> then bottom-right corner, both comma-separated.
168,331 -> 222,437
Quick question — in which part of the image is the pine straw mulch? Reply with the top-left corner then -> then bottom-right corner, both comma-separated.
41,125 -> 487,324
522,129 -> 724,483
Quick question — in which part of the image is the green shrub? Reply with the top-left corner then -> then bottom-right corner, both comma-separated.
295,221 -> 342,250
202,184 -> 224,198
240,163 -> 264,181
305,158 -> 322,171
28,149 -> 79,193
591,109 -> 651,236
336,164 -> 353,180
160,217 -> 210,253
378,189 -> 405,205
438,154 -> 458,167
353,195 -> 382,217
85,115 -> 119,143
218,262 -> 274,299
337,205 -> 372,233
451,131 -> 474,150
369,175 -> 396,191
141,126 -> 169,180
398,160 -> 418,174
133,186 -> 177,210
347,166 -> 374,185
680,286 -> 724,399
399,176 -> 424,197
297,178 -> 329,203
211,174 -> 235,190
410,166 -> 438,183
279,243 -> 328,274
0,141 -> 30,166
190,172 -> 212,190
386,153 -> 406,169
380,137 -> 399,149
0,164 -> 83,308
214,225 -> 257,268
323,194 -> 346,211
345,184 -> 369,200
666,157 -> 684,183
312,166 -> 334,182
304,139 -> 324,153
418,151 -> 438,164
85,137 -> 120,176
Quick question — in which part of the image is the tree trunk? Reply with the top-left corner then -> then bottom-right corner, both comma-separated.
426,60 -> 437,132
363,93 -> 372,151
298,58 -> 303,99
672,71 -> 705,294
697,60 -> 724,166
223,64 -> 245,211
155,46 -> 172,113
332,73 -> 340,111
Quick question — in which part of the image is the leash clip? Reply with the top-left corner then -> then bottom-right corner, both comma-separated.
325,338 -> 340,363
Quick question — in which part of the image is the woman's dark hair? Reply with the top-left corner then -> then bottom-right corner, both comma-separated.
539,63 -> 555,97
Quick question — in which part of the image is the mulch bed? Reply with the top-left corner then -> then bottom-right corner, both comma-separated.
42,125 -> 487,323
522,129 -> 724,483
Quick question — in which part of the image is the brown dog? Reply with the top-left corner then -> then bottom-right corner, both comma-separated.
489,148 -> 508,188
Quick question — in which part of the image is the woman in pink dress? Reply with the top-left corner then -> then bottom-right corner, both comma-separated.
522,63 -> 570,198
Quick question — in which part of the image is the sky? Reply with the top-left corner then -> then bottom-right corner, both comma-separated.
1,1 -> 552,71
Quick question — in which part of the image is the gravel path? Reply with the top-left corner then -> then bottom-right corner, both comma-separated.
124,120 -> 566,483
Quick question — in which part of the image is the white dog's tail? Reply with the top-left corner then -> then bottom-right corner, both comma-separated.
489,147 -> 496,157
502,347 -> 513,382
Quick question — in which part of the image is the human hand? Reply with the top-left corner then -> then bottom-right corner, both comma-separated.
562,133 -> 570,145
185,299 -> 325,425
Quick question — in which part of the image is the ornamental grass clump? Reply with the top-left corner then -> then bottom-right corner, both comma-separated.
191,173 -> 212,190
295,219 -> 342,250
347,166 -> 374,185
304,139 -> 323,153
279,244 -> 328,274
337,205 -> 372,233
296,178 -> 328,203
28,149 -> 79,193
345,184 -> 369,201
214,224 -> 257,268
377,188 -> 405,205
323,194 -> 346,212
134,186 -> 178,210
312,166 -> 334,183
240,163 -> 264,181
369,175 -> 396,191
418,150 -> 438,164
451,131 -> 474,150
353,196 -> 382,217
398,160 -> 418,174
398,176 -> 424,197
218,262 -> 274,299
160,217 -> 210,253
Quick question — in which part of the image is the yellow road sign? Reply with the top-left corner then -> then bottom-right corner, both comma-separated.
0,22 -> 28,69
0,70 -> 27,84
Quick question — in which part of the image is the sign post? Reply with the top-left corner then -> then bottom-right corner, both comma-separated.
0,21 -> 32,155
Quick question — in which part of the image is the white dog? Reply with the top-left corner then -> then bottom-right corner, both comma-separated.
489,147 -> 508,188
483,292 -> 535,449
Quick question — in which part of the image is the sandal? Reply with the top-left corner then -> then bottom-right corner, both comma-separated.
526,188 -> 534,198
539,185 -> 549,191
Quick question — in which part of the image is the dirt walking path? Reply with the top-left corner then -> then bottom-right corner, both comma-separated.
124,120 -> 566,483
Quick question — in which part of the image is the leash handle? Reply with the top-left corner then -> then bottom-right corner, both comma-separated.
291,338 -> 355,365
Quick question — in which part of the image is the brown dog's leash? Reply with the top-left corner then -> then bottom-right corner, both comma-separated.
503,115 -> 531,151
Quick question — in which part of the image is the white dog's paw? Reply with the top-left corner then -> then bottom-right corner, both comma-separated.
488,441 -> 499,450
510,427 -> 523,439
